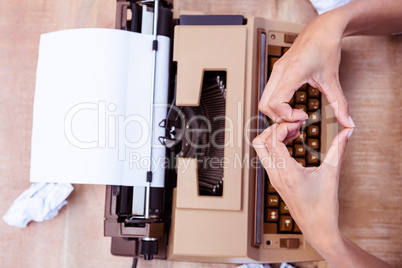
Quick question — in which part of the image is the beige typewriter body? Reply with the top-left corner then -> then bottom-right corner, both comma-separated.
105,3 -> 338,263
168,17 -> 336,263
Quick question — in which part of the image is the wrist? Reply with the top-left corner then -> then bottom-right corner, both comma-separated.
307,230 -> 362,268
304,227 -> 345,258
318,1 -> 364,38
316,10 -> 349,40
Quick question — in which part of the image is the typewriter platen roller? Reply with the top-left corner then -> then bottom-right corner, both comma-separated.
105,0 -> 338,263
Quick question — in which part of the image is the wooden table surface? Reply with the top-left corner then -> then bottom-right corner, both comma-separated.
0,0 -> 400,267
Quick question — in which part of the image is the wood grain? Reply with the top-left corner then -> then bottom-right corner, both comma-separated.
0,0 -> 400,267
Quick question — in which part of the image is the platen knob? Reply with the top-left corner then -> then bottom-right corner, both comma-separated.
140,238 -> 158,260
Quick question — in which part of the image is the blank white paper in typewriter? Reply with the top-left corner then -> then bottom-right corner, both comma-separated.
30,28 -> 170,187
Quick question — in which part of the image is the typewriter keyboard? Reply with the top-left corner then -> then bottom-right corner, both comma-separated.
263,46 -> 322,234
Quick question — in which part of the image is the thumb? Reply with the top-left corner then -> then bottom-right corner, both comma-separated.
322,127 -> 354,169
323,77 -> 355,128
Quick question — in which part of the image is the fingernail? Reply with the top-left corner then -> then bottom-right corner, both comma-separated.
348,128 -> 354,140
349,116 -> 356,128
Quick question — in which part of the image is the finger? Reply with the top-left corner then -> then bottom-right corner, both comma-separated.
253,122 -> 301,161
283,126 -> 301,145
271,122 -> 302,145
253,127 -> 280,178
268,74 -> 309,122
321,77 -> 355,128
253,122 -> 299,167
321,127 -> 353,169
270,103 -> 309,123
259,60 -> 309,122
264,123 -> 301,172
254,122 -> 299,157
259,62 -> 287,122
253,125 -> 274,150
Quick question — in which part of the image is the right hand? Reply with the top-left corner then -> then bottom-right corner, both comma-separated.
258,13 -> 355,128
253,122 -> 353,248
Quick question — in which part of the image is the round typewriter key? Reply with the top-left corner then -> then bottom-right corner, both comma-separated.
295,104 -> 307,112
279,216 -> 293,232
308,99 -> 320,111
295,91 -> 307,103
307,152 -> 319,164
280,202 -> 290,214
308,111 -> 320,124
295,158 -> 306,167
307,125 -> 320,137
267,194 -> 279,207
308,87 -> 320,98
295,132 -> 306,143
294,144 -> 306,157
307,139 -> 319,151
266,209 -> 279,222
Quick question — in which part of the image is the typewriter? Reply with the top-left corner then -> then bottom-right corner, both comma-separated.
104,0 -> 338,263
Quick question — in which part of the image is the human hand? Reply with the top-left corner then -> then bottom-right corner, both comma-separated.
253,122 -> 353,248
259,14 -> 355,128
